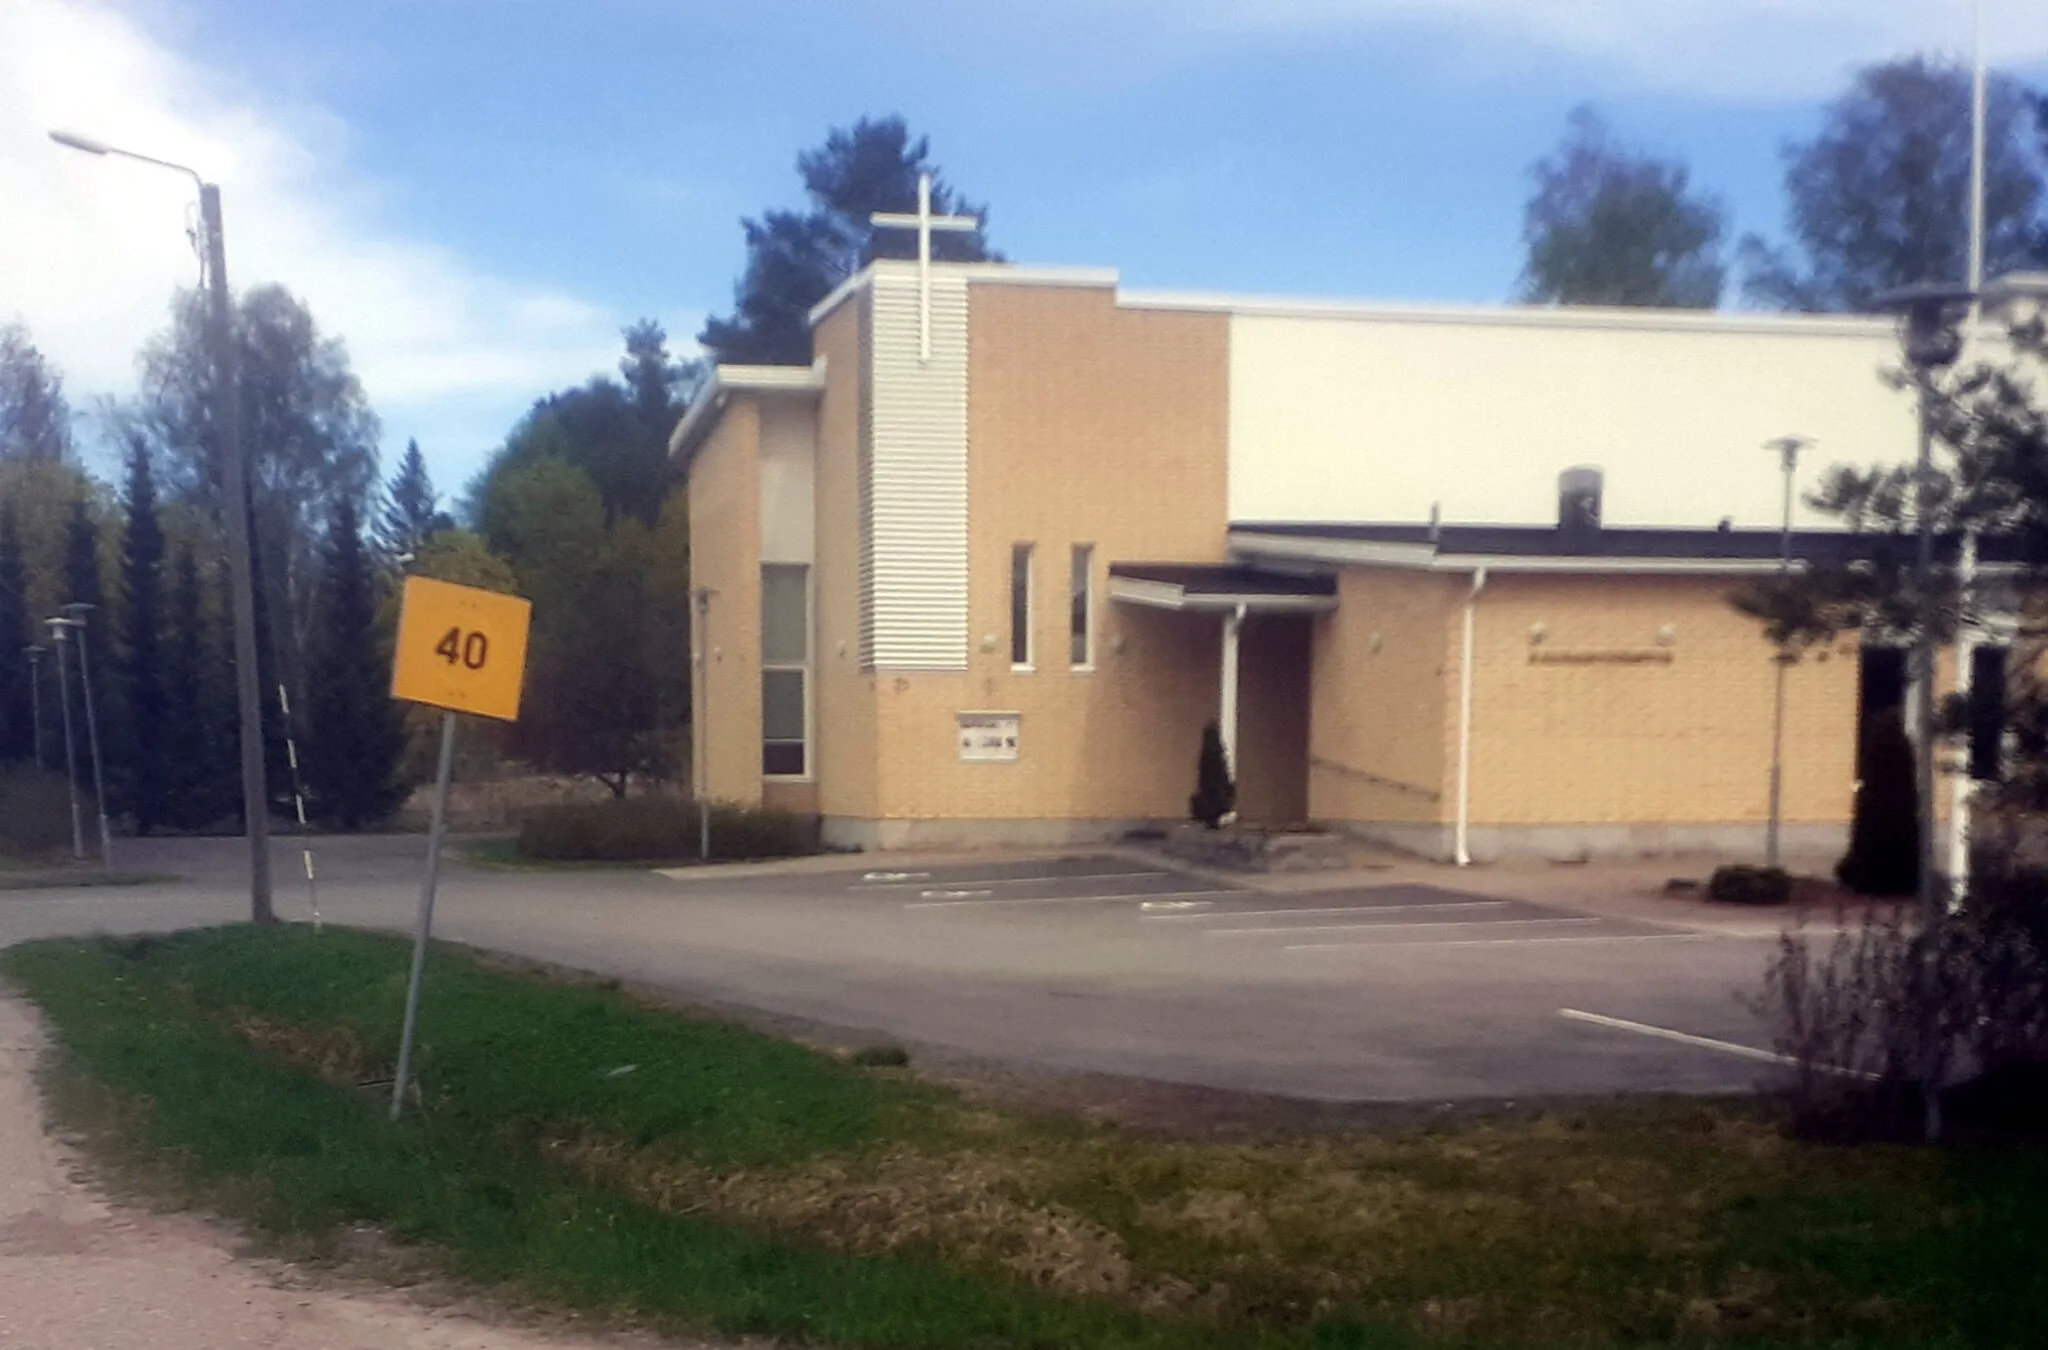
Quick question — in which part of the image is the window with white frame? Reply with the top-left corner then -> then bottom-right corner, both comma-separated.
1070,544 -> 1093,667
761,563 -> 809,776
1010,543 -> 1034,668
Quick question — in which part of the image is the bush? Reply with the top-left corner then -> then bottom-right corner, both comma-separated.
1837,707 -> 1920,896
516,797 -> 819,863
1708,864 -> 1792,906
1189,721 -> 1235,828
0,766 -> 77,861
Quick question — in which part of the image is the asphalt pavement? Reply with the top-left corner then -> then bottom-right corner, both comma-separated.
0,834 -> 1791,1103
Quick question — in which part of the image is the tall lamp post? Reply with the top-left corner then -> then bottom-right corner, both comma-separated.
1763,435 -> 1811,870
51,129 -> 272,919
43,618 -> 85,861
58,604 -> 113,867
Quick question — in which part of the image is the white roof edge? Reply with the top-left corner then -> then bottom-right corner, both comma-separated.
1122,290 -> 1909,339
1231,530 -> 1800,577
807,264 -> 876,328
808,261 -> 1122,328
666,358 -> 826,462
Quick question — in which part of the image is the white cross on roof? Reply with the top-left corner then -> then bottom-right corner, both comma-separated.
870,172 -> 980,363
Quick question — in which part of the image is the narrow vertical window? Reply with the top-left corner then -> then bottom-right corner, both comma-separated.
1010,543 -> 1034,668
761,564 -> 809,776
1070,544 -> 1094,668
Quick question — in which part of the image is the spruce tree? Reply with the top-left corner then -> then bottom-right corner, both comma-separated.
119,442 -> 170,831
161,546 -> 231,830
377,438 -> 445,560
305,497 -> 406,828
60,498 -> 117,798
0,503 -> 30,761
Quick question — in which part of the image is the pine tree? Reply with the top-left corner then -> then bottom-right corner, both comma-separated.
377,438 -> 445,560
161,546 -> 226,830
0,503 -> 31,761
119,442 -> 170,832
305,497 -> 406,828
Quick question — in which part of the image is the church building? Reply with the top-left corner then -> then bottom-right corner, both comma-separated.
671,235 -> 1967,860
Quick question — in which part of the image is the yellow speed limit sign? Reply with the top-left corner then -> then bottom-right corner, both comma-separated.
391,576 -> 532,721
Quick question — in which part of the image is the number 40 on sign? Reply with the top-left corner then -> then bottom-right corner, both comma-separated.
391,576 -> 531,722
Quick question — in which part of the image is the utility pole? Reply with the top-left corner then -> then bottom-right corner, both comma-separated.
200,182 -> 273,922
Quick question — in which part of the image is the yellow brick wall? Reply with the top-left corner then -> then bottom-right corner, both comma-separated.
811,297 -> 880,820
866,283 -> 1234,824
1465,574 -> 1858,827
1308,568 -> 1459,825
687,399 -> 764,808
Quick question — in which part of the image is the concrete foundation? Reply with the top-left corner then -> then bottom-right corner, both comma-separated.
1334,819 -> 1852,865
820,816 -> 1168,852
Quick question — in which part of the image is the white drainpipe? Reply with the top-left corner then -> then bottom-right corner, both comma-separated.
1454,568 -> 1488,866
1219,603 -> 1246,778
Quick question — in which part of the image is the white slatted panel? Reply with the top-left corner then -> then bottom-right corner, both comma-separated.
862,270 -> 970,669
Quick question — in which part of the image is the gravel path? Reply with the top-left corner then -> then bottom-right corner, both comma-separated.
0,993 -> 692,1350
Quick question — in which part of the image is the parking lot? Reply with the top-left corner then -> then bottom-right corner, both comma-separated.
7,838 -> 1793,1104
640,852 -> 1785,1101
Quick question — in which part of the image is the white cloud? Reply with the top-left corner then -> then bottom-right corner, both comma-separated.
0,0 -> 628,478
1191,0 -> 2048,99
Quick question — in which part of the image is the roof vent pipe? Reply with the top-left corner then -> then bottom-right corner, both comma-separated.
1558,466 -> 1603,553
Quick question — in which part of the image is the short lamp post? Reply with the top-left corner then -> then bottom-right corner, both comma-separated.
51,128 -> 271,917
22,645 -> 47,772
58,604 -> 112,867
43,618 -> 85,861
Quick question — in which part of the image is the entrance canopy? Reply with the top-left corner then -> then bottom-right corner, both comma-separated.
1108,563 -> 1336,614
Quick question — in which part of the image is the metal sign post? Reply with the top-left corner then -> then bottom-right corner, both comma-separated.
391,711 -> 457,1120
386,576 -> 532,1121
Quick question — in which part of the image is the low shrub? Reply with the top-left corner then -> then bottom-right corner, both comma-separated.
515,796 -> 819,863
1708,864 -> 1792,906
0,765 -> 77,861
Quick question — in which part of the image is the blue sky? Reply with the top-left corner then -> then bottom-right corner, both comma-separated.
5,0 -> 2045,497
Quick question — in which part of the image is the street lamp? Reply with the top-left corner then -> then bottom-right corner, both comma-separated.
1763,435 -> 1811,870
22,645 -> 46,772
59,604 -> 112,867
51,129 -> 272,919
43,618 -> 85,861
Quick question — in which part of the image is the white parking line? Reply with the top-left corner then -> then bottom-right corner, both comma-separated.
1557,1008 -> 1791,1065
1144,900 -> 1511,922
1210,915 -> 1599,937
1286,932 -> 1711,950
855,870 -> 1169,891
906,888 -> 1240,910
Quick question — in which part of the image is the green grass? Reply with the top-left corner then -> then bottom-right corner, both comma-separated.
6,926 -> 2048,1349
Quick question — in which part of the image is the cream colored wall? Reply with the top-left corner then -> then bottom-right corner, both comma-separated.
1227,309 -> 1916,529
759,400 -> 816,565
864,282 -> 1234,825
688,398 -> 763,808
1464,574 -> 1859,828
1307,568 -> 1459,827
811,297 -> 880,820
